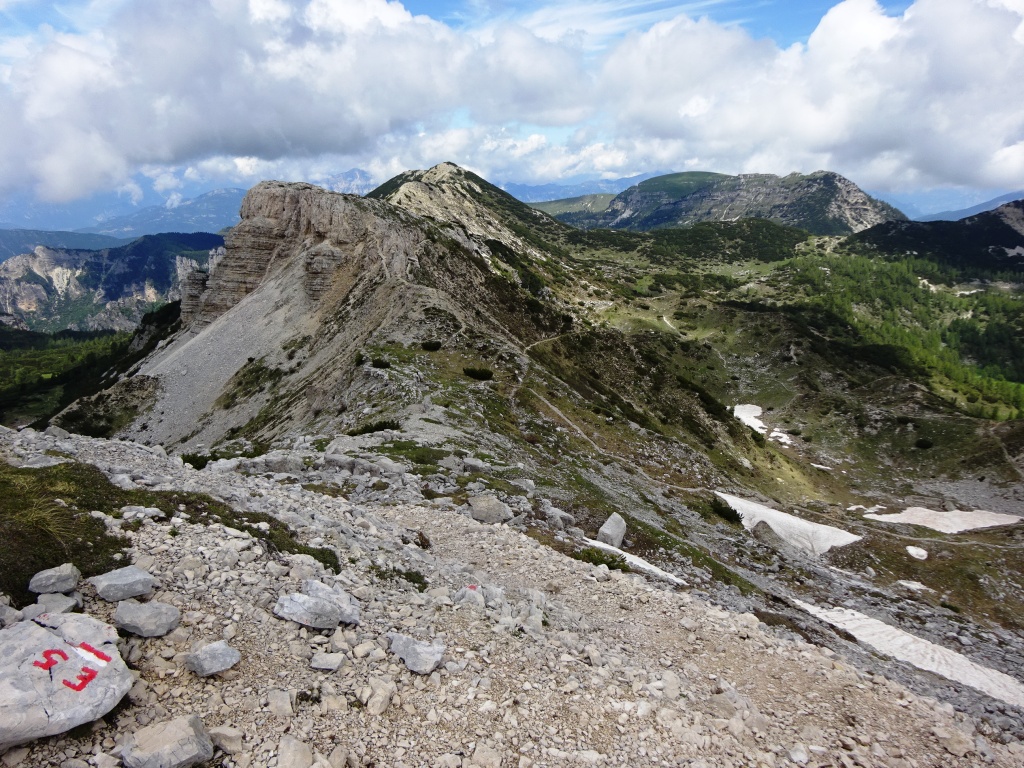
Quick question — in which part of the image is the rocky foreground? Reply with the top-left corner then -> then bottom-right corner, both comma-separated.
1,426 -> 1023,768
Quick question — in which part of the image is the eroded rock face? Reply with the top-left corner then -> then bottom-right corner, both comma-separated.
0,614 -> 132,751
183,182 -> 425,327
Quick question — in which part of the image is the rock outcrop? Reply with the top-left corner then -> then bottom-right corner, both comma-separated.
0,613 -> 132,751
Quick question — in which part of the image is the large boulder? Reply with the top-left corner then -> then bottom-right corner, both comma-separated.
467,495 -> 512,524
597,513 -> 626,548
0,614 -> 133,751
121,715 -> 214,768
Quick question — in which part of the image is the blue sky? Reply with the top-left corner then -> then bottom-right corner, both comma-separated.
0,0 -> 1020,214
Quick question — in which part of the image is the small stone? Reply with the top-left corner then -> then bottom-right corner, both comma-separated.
277,735 -> 313,768
28,563 -> 81,594
387,632 -> 446,675
310,652 -> 345,671
268,689 -> 293,717
1,747 -> 30,766
788,743 -> 809,765
114,600 -> 181,637
0,604 -> 23,628
121,715 -> 213,768
597,513 -> 626,548
366,677 -> 396,716
933,727 -> 973,757
36,593 -> 80,614
208,725 -> 244,754
470,743 -> 502,768
89,566 -> 157,602
184,641 -> 240,676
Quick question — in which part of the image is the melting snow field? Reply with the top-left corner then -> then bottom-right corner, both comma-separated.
582,539 -> 686,586
732,405 -> 795,446
795,600 -> 1024,709
715,492 -> 862,556
733,404 -> 768,433
864,507 -> 1022,534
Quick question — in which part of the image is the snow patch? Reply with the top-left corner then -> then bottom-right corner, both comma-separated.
811,463 -> 832,471
865,507 -> 1021,534
906,546 -> 928,560
714,492 -> 861,556
897,580 -> 933,592
795,600 -> 1024,709
733,404 -> 767,433
732,405 -> 794,446
582,538 -> 686,586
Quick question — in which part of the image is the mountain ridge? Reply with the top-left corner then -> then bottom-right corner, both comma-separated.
542,170 -> 906,235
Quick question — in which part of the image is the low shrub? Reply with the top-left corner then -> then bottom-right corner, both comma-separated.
464,367 -> 494,381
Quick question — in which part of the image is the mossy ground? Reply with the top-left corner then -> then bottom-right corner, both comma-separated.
0,459 -> 337,608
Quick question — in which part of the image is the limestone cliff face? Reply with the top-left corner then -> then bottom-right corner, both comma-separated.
574,171 -> 905,235
184,182 -> 425,327
0,233 -> 223,332
124,173 -> 568,449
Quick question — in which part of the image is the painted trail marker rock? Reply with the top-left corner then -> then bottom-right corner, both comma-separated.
0,613 -> 133,750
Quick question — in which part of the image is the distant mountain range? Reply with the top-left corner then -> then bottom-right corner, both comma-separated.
915,191 -> 1024,222
532,170 -> 906,235
76,189 -> 247,238
0,230 -> 127,263
500,171 -> 670,202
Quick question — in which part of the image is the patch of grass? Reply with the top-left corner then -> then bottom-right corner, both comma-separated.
572,547 -> 631,572
370,564 -> 428,592
216,357 -> 285,410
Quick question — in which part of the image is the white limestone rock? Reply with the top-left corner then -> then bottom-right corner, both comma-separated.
121,715 -> 214,768
0,614 -> 132,751
273,593 -> 343,629
114,600 -> 181,638
301,580 -> 360,625
467,495 -> 512,524
28,563 -> 81,595
597,513 -> 626,548
183,641 -> 240,676
89,566 -> 157,602
387,632 -> 446,674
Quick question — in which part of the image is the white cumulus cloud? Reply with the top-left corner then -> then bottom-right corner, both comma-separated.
0,0 -> 1020,200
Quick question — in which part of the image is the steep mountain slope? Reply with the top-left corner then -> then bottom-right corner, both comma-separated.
546,170 -> 906,234
77,189 -> 246,237
47,164 -> 1024,735
0,229 -> 126,263
0,233 -> 223,331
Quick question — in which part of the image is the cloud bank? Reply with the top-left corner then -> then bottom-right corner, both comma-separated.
0,0 -> 1022,201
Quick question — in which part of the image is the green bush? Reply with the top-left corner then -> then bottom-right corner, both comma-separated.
371,358 -> 391,369
349,419 -> 401,436
463,367 -> 494,381
572,547 -> 631,572
421,340 -> 443,351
